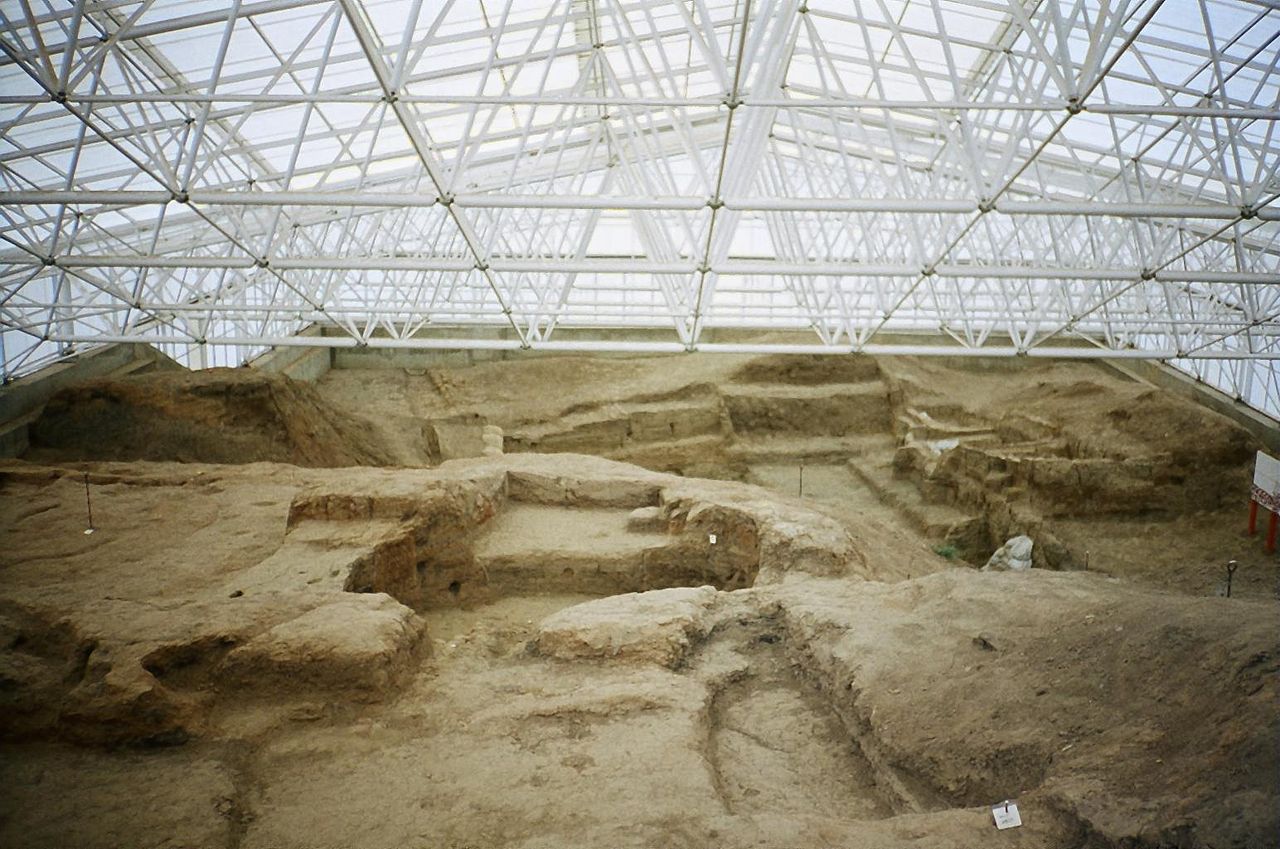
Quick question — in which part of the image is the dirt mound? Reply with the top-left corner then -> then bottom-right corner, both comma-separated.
1040,378 -> 1109,396
25,369 -> 399,467
0,600 -> 96,739
873,357 -> 1263,574
300,353 -> 1271,589
999,383 -> 1257,516
0,453 -> 857,747
1099,390 -> 1255,465
784,569 -> 1280,848
1021,382 -> 1254,467
724,384 -> 892,436
729,353 -> 882,384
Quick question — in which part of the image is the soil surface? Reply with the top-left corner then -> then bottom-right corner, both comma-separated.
1,352 -> 1277,849
312,352 -> 1273,598
26,368 -> 399,467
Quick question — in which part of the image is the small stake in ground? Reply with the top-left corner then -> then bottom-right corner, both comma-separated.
1224,559 -> 1239,598
798,461 -> 804,498
83,471 -> 95,535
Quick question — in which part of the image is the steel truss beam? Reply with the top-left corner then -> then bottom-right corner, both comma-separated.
1,0 -> 1278,417
26,255 -> 1280,285
3,190 -> 1278,220
23,330 -> 1280,361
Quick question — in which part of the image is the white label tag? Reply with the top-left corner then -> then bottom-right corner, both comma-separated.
992,801 -> 1022,830
708,534 -> 717,544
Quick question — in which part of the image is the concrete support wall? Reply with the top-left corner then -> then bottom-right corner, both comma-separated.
248,325 -> 333,381
251,339 -> 332,381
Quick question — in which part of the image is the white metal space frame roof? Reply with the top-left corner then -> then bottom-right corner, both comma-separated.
0,0 -> 1277,415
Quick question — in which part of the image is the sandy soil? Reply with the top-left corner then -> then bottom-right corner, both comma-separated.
25,352 -> 1271,598
1,352 -> 1277,848
308,353 -> 1276,598
26,368 -> 400,467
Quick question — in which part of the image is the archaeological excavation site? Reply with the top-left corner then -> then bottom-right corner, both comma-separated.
1,1 -> 1278,847
1,344 -> 1277,849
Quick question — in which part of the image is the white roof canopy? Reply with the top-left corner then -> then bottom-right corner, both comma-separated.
1,0 -> 1277,414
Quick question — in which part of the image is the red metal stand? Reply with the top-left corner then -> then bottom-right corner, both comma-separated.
1267,511 -> 1278,555
1248,500 -> 1258,534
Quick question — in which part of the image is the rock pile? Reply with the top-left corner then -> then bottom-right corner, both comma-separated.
982,535 -> 1034,571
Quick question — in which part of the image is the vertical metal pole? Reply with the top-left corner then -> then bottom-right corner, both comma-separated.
83,471 -> 94,532
798,461 -> 804,498
1247,499 -> 1258,534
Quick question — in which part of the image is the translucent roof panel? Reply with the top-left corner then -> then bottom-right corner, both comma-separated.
0,0 -> 1277,416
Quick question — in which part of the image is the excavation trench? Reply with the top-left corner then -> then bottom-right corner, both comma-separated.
700,614 -> 899,822
419,503 -> 757,607
405,498 -> 760,660
374,478 -> 761,608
